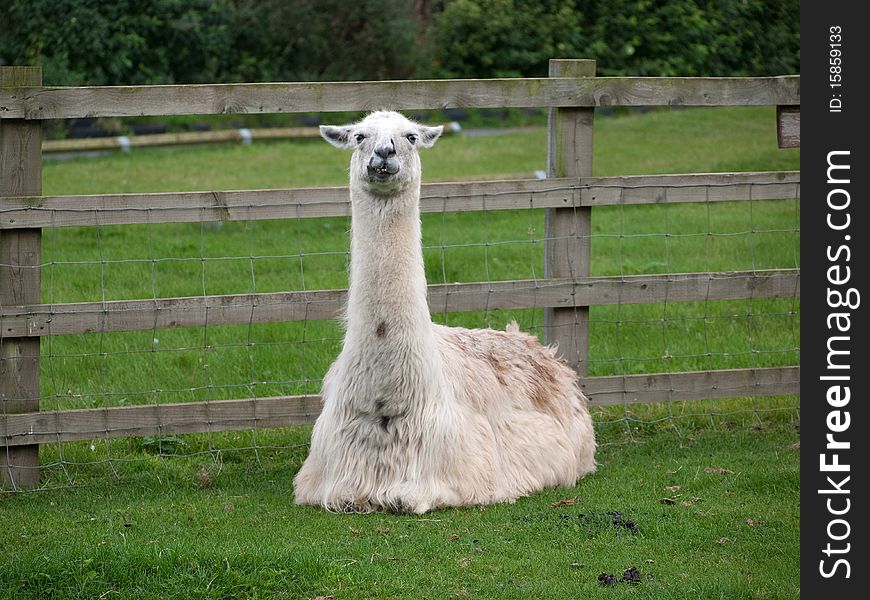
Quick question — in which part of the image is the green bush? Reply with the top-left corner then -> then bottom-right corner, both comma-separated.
221,0 -> 421,82
573,0 -> 800,76
0,0 -> 798,85
0,0 -> 421,85
423,0 -> 584,78
426,0 -> 800,78
0,0 -> 233,85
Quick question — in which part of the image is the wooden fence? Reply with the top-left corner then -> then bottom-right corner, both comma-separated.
0,60 -> 800,488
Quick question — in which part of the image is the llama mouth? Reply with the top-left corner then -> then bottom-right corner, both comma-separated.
367,165 -> 399,182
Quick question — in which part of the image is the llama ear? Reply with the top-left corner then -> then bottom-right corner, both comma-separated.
417,125 -> 443,148
320,126 -> 353,148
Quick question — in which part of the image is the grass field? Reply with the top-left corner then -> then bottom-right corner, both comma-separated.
3,106 -> 800,599
2,407 -> 800,599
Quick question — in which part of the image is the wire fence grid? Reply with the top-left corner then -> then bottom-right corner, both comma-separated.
2,174 -> 800,491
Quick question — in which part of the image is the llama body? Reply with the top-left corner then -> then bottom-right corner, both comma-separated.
293,111 -> 596,513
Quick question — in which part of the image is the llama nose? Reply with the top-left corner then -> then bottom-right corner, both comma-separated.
374,139 -> 396,159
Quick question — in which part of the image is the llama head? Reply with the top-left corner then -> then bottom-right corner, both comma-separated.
320,111 -> 442,196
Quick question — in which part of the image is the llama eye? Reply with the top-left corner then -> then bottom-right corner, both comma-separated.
406,134 -> 417,145
355,134 -> 366,143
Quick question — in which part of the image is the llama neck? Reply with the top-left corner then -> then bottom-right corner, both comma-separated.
345,188 -> 434,346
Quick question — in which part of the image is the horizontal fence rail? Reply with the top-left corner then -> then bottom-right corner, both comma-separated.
0,366 -> 800,447
0,171 -> 799,229
0,76 -> 800,120
1,269 -> 800,337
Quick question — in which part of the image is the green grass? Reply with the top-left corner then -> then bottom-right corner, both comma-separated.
44,106 -> 798,192
3,106 -> 800,598
2,405 -> 800,599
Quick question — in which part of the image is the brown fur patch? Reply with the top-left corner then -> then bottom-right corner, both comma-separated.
529,356 -> 561,412
438,323 -> 577,417
485,352 -> 507,385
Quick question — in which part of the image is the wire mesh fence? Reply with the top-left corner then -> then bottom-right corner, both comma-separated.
2,175 -> 800,491
0,64 -> 800,491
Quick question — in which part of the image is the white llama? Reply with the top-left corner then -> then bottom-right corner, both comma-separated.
293,111 -> 596,514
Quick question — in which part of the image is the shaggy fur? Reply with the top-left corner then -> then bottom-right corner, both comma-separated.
293,111 -> 596,514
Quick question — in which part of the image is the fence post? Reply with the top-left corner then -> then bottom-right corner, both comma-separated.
1,66 -> 43,489
544,59 -> 595,375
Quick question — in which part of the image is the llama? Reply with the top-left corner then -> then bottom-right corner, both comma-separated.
293,111 -> 596,514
